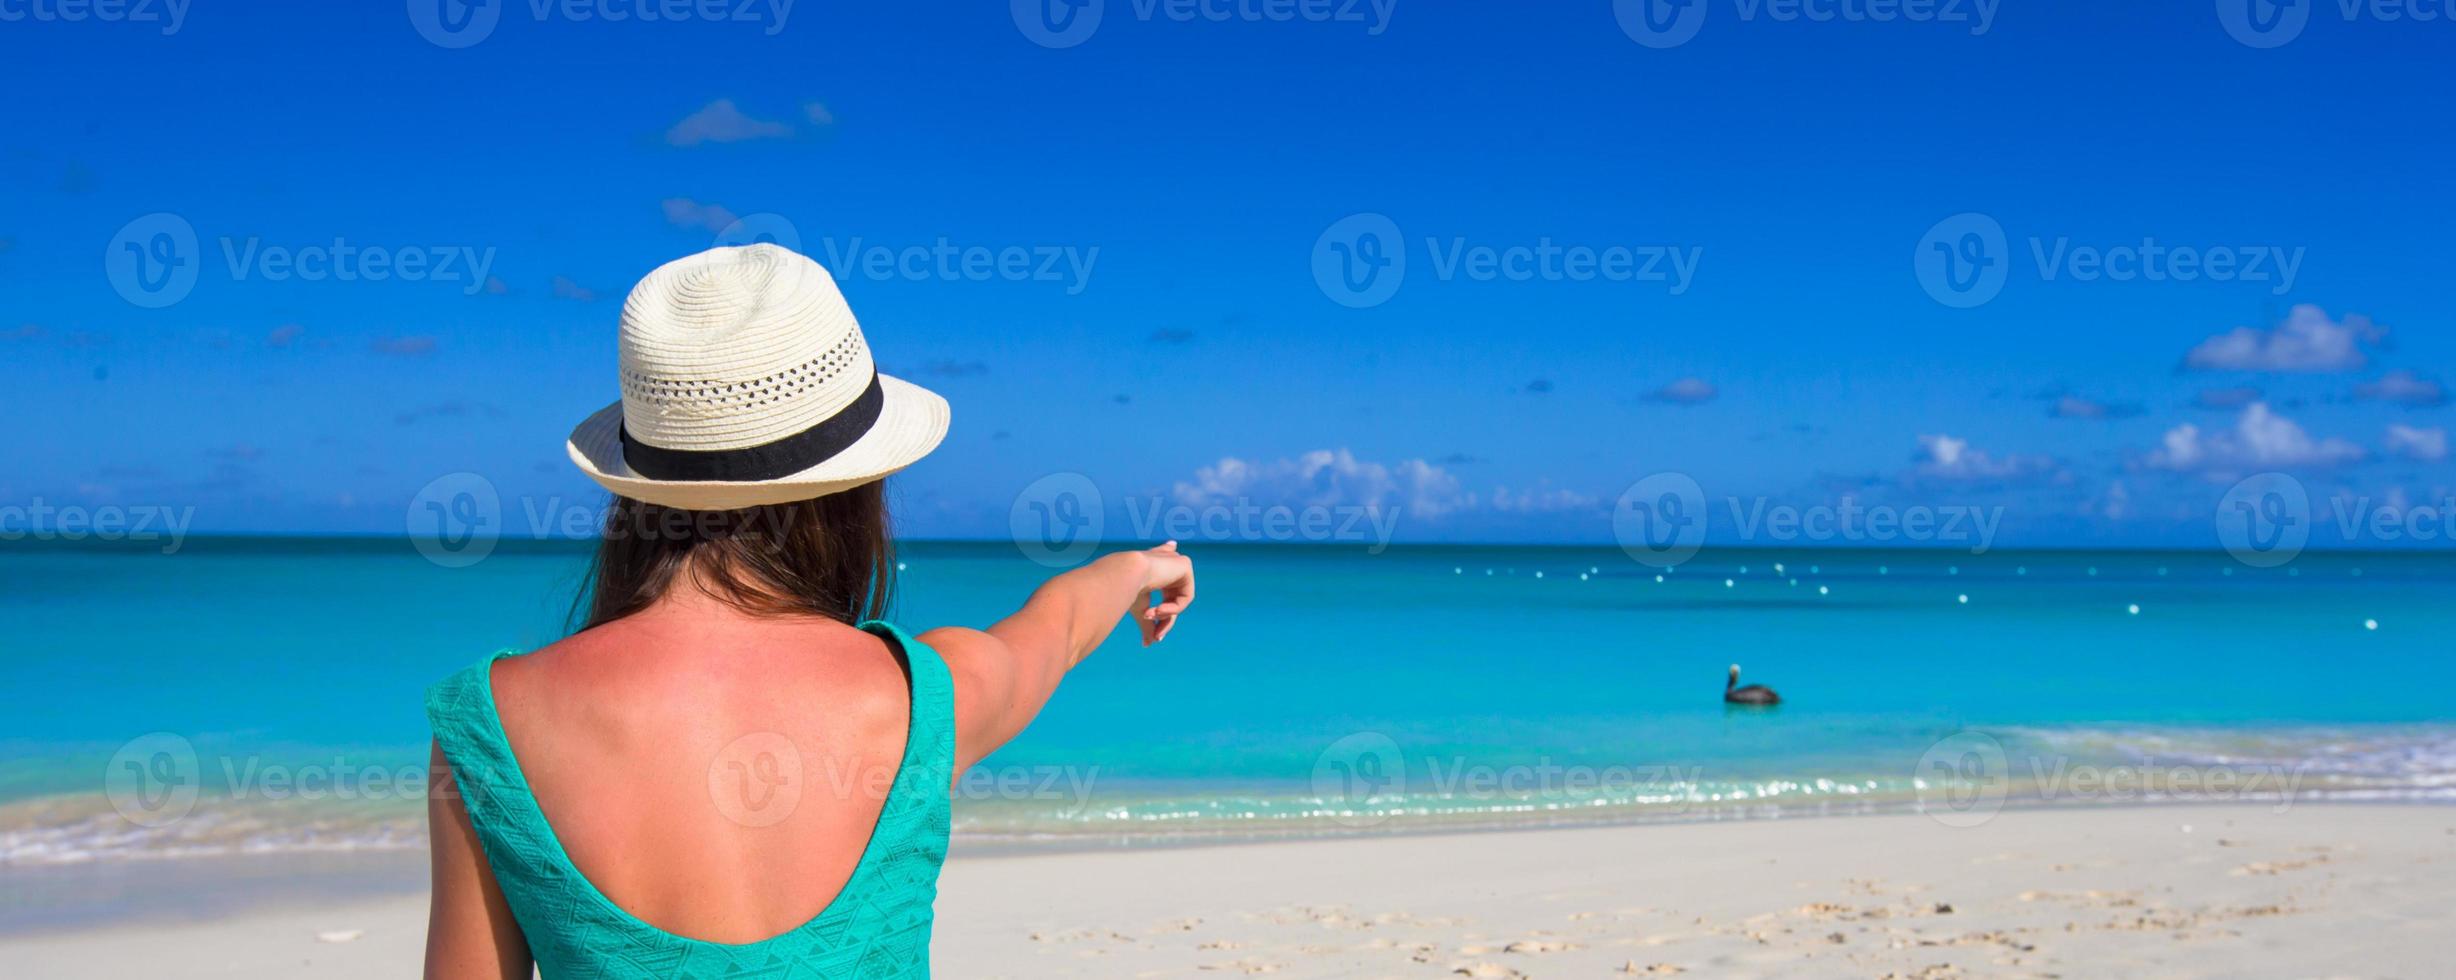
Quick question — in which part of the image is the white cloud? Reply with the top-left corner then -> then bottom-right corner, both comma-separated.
1910,434 -> 2061,485
2182,304 -> 2384,373
1176,449 -> 1469,518
665,99 -> 794,147
1172,449 -> 1591,520
1646,377 -> 1718,405
2355,369 -> 2447,408
661,196 -> 741,233
2145,403 -> 2364,475
2385,424 -> 2449,462
2090,479 -> 2132,520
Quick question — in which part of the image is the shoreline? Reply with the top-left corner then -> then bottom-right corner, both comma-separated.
6,801 -> 2452,977
14,725 -> 2451,875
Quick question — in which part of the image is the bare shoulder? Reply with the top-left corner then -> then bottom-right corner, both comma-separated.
492,615 -> 912,743
482,625 -> 619,721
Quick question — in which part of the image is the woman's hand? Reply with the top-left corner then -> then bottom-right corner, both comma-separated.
928,540 -> 1200,775
1133,540 -> 1195,646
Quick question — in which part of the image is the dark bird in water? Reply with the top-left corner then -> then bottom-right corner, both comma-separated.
1724,664 -> 1780,706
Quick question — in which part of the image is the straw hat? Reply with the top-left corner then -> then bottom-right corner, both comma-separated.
566,244 -> 948,510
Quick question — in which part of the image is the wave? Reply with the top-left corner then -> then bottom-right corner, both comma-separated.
8,723 -> 2454,868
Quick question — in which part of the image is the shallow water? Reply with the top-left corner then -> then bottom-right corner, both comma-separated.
3,538 -> 2451,866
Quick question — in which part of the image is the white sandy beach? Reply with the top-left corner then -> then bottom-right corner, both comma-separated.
6,804 -> 2447,979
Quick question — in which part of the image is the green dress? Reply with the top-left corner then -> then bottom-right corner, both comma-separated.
426,621 -> 953,978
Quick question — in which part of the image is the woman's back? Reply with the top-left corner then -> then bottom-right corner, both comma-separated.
427,602 -> 955,978
495,601 -> 920,942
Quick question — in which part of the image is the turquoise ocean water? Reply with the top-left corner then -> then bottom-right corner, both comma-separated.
3,538 -> 2452,874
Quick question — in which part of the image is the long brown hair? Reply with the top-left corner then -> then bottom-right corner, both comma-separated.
575,482 -> 896,631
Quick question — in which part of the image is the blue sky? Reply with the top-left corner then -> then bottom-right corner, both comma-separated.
2,1 -> 2451,549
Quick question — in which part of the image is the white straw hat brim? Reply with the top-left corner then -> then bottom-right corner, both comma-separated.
566,372 -> 948,510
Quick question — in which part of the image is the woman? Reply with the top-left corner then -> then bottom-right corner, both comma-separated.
422,244 -> 1194,978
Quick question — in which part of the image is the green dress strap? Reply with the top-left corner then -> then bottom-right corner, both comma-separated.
425,621 -> 956,979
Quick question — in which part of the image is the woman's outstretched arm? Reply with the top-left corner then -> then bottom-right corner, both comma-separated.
923,541 -> 1195,775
